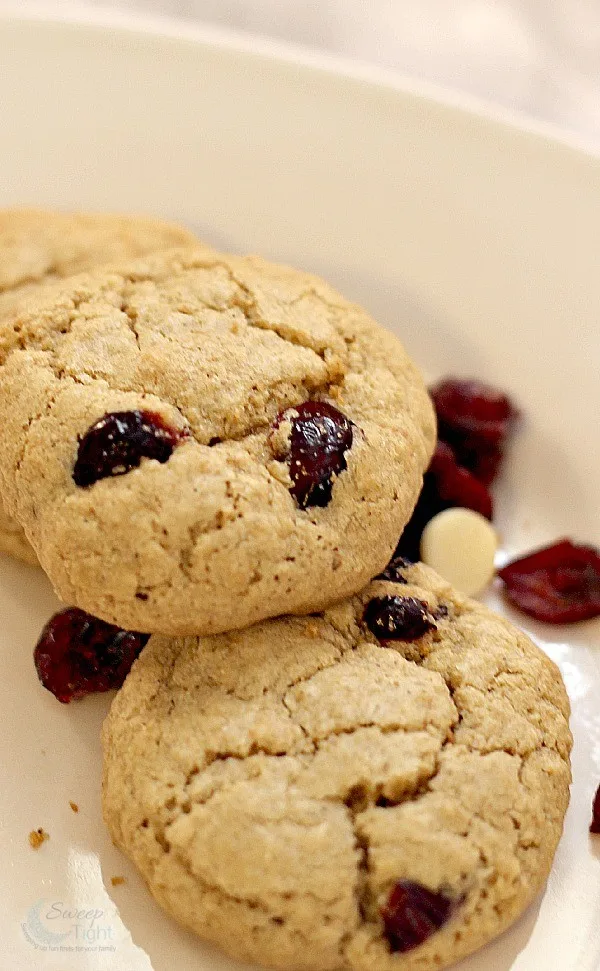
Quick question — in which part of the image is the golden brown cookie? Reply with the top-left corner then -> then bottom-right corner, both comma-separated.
0,248 -> 435,632
0,208 -> 199,563
102,562 -> 572,971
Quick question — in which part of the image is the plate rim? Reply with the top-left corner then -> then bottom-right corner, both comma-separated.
0,8 -> 599,971
1,0 -> 599,164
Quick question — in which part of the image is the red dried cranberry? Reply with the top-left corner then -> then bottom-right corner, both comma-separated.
33,608 -> 149,703
429,442 -> 493,518
498,539 -> 600,624
275,401 -> 353,509
431,378 -> 514,446
376,554 -> 412,583
382,881 -> 453,953
364,595 -> 436,642
590,784 -> 600,834
394,481 -> 442,562
395,442 -> 493,560
73,410 -> 187,487
430,378 -> 518,485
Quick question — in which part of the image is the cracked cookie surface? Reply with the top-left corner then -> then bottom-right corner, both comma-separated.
102,562 -> 572,971
0,208 -> 199,564
0,247 -> 434,633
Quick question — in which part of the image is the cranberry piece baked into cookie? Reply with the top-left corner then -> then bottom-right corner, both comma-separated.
0,248 -> 435,634
0,208 -> 200,564
102,562 -> 571,971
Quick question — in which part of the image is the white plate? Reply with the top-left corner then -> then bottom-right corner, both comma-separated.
0,6 -> 599,971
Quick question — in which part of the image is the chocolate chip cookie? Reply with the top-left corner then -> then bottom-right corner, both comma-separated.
102,562 -> 572,971
0,248 -> 435,633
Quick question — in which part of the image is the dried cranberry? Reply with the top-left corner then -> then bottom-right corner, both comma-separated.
429,442 -> 493,518
394,482 -> 442,562
395,442 -> 493,560
73,410 -> 187,487
364,595 -> 436,642
431,378 -> 514,447
275,401 -> 353,509
33,608 -> 149,703
376,554 -> 412,583
498,539 -> 600,624
430,378 -> 517,485
382,881 -> 453,953
590,784 -> 600,834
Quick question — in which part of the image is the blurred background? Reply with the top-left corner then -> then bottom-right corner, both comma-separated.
26,0 -> 600,145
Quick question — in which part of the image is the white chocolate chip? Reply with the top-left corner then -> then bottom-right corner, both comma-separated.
420,507 -> 498,597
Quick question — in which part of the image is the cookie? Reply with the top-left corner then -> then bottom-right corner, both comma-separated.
102,562 -> 572,971
0,208 -> 199,564
0,248 -> 435,633
0,497 -> 38,565
0,208 -> 199,299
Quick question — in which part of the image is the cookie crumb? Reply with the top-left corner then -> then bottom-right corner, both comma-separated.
266,459 -> 293,488
268,417 -> 293,458
69,801 -> 79,813
111,876 -> 126,887
29,828 -> 49,849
